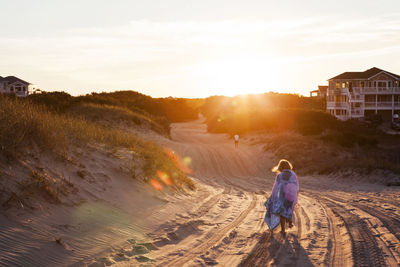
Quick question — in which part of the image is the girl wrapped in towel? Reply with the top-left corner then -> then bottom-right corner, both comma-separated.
264,159 -> 299,236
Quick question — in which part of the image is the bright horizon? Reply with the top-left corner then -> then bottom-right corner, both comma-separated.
1,0 -> 400,98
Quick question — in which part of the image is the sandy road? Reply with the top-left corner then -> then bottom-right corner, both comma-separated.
2,118 -> 398,266
146,118 -> 400,266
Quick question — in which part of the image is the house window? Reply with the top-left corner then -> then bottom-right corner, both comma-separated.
23,86 -> 26,92
10,86 -> 14,91
336,82 -> 340,89
342,82 -> 346,88
360,81 -> 365,88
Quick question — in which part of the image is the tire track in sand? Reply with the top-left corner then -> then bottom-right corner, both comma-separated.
319,192 -> 400,266
239,200 -> 305,267
317,199 -> 353,267
159,193 -> 257,267
321,198 -> 388,267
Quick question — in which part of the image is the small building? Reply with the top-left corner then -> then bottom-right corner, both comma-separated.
326,67 -> 400,121
0,76 -> 40,97
310,85 -> 328,98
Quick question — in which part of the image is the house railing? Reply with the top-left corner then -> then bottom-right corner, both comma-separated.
364,102 -> 394,107
378,102 -> 393,107
333,88 -> 348,94
353,87 -> 400,93
351,109 -> 363,115
364,102 -> 376,107
15,91 -> 28,97
349,94 -> 364,101
327,102 -> 347,108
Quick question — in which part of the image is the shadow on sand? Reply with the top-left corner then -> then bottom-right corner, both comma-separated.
240,231 -> 314,267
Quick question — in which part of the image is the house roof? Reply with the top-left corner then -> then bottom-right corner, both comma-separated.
0,76 -> 31,84
329,67 -> 400,80
318,85 -> 328,91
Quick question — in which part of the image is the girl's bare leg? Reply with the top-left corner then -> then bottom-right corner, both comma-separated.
280,216 -> 286,236
288,218 -> 294,228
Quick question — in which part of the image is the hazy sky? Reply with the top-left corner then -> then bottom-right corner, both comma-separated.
1,0 -> 400,97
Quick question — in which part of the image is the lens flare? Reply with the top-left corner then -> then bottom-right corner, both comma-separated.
217,114 -> 226,123
157,170 -> 173,185
150,179 -> 163,191
164,147 -> 193,174
183,156 -> 192,167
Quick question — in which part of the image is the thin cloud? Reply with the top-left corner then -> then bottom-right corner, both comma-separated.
1,14 -> 399,96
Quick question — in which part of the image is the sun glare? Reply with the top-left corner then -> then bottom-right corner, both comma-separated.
194,57 -> 281,96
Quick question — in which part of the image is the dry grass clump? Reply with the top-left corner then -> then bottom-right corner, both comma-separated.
68,103 -> 167,135
141,143 -> 195,190
4,169 -> 77,207
0,96 -> 193,190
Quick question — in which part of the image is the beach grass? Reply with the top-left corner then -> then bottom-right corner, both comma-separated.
0,95 -> 194,190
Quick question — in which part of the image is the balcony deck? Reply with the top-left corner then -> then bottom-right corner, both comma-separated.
353,87 -> 400,94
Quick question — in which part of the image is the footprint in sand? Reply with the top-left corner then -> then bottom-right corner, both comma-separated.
136,255 -> 154,263
88,257 -> 113,267
132,242 -> 158,255
127,238 -> 136,244
138,242 -> 158,251
113,252 -> 129,263
133,245 -> 149,255
199,255 -> 218,266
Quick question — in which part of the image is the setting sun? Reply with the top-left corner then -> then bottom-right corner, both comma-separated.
193,57 -> 281,96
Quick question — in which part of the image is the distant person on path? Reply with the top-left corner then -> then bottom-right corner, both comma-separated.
234,134 -> 239,148
264,159 -> 299,237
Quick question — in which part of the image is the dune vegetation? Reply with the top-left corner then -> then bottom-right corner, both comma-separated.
67,103 -> 168,135
28,91 -> 202,136
254,132 -> 400,176
3,89 -> 399,182
0,95 -> 194,190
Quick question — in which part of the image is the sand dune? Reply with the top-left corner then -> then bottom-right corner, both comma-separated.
1,118 -> 399,266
